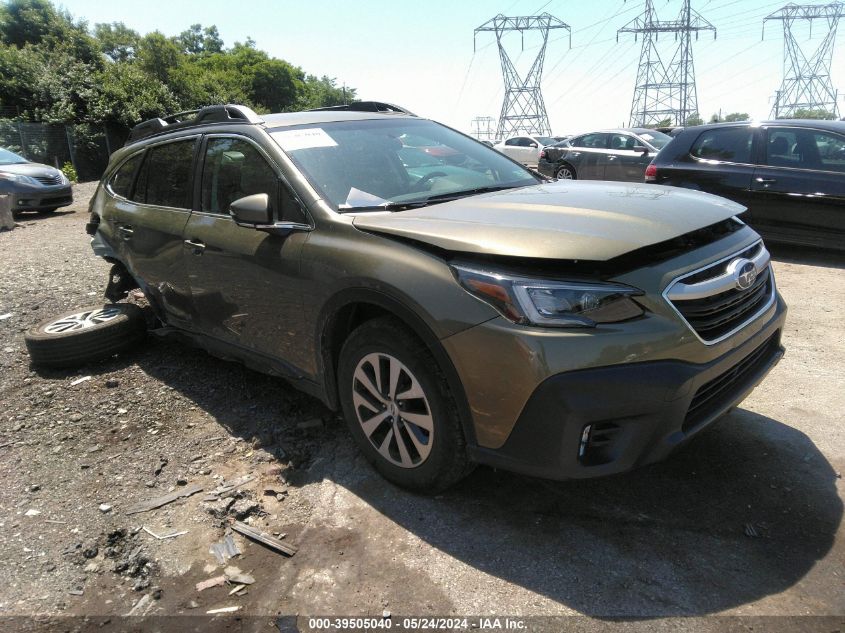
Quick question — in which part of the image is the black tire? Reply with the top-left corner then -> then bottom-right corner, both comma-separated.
555,163 -> 576,180
338,317 -> 471,492
25,304 -> 146,368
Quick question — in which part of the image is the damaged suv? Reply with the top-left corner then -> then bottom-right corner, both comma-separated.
83,103 -> 786,491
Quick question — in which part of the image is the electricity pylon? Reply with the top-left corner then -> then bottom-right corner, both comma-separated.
764,2 -> 844,119
475,13 -> 571,139
471,116 -> 497,141
618,0 -> 716,127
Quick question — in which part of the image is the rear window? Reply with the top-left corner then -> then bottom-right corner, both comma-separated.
134,139 -> 196,209
691,127 -> 754,164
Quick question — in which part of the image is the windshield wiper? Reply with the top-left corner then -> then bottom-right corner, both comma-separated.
338,200 -> 432,213
422,184 -> 519,203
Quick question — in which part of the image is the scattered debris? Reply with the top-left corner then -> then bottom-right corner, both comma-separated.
24,508 -> 41,517
229,499 -> 260,520
127,593 -> 153,616
228,584 -> 245,596
209,532 -> 241,565
99,504 -> 113,513
232,521 -> 297,557
0,313 -> 12,320
224,566 -> 255,585
207,606 -> 241,614
105,379 -> 119,388
204,474 -> 255,500
82,542 -> 98,559
154,459 -> 168,476
45,520 -> 67,525
204,497 -> 235,520
70,376 -> 92,386
176,476 -> 188,486
125,483 -> 203,515
142,526 -> 188,540
196,576 -> 226,592
68,589 -> 83,596
28,484 -> 41,492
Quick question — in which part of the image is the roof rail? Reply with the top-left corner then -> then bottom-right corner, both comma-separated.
126,104 -> 264,145
308,101 -> 416,116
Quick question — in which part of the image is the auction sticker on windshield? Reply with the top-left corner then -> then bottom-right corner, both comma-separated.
271,128 -> 338,151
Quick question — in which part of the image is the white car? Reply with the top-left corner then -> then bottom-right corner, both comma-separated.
493,134 -> 558,167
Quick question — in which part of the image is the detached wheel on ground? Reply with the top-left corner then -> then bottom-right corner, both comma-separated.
338,317 -> 471,492
25,304 -> 146,368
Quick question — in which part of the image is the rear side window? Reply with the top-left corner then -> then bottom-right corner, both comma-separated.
766,127 -> 845,173
108,153 -> 143,198
691,127 -> 753,164
134,139 -> 196,209
572,133 -> 608,149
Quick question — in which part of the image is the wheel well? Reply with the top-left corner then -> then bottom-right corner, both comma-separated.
556,161 -> 575,175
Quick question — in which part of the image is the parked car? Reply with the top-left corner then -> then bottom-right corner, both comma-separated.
493,134 -> 558,167
37,102 -> 786,492
646,120 -> 845,251
538,128 -> 673,181
0,147 -> 72,213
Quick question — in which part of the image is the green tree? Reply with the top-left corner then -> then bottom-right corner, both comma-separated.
685,113 -> 704,126
789,108 -> 835,120
177,23 -> 223,56
92,61 -> 178,127
298,75 -> 355,110
724,112 -> 749,122
0,0 -> 100,65
94,22 -> 139,62
136,31 -> 182,84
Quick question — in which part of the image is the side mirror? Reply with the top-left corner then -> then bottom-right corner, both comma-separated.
633,145 -> 649,153
230,193 -> 271,226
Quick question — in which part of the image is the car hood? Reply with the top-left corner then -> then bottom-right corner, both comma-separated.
351,181 -> 745,261
0,162 -> 60,177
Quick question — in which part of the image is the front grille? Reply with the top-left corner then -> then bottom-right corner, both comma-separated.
34,173 -> 62,186
42,196 -> 71,205
672,266 -> 773,341
683,332 -> 780,431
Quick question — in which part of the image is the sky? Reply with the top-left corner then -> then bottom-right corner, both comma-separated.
54,0 -> 845,136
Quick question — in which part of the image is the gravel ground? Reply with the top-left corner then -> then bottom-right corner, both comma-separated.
0,183 -> 842,631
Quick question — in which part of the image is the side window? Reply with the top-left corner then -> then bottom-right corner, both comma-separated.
504,138 -> 519,146
201,138 -> 278,215
133,139 -> 196,208
108,153 -> 143,199
691,127 -> 753,163
517,137 -> 533,147
609,134 -> 635,150
578,133 -> 609,149
813,131 -> 845,173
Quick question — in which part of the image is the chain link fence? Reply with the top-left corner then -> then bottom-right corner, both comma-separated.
0,118 -> 127,182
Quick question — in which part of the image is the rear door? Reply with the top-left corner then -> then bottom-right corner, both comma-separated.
750,125 -> 845,248
677,126 -> 758,214
565,133 -> 610,179
115,137 -> 197,328
181,134 -> 309,362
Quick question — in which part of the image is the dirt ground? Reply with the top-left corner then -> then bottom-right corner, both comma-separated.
0,183 -> 843,631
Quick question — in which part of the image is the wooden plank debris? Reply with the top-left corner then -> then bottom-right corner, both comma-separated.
232,520 -> 297,557
125,484 -> 203,515
195,576 -> 226,592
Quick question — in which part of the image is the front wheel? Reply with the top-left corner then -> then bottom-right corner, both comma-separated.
555,164 -> 576,180
337,317 -> 471,492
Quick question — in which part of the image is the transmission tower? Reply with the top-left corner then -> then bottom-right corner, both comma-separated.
618,1 -> 716,127
471,116 -> 497,141
764,2 -> 844,119
474,13 -> 571,139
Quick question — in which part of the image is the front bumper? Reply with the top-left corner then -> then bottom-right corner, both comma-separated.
466,294 -> 786,481
10,185 -> 73,211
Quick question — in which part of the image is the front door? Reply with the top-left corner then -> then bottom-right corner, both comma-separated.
182,135 -> 310,364
606,133 -> 654,181
567,133 -> 610,179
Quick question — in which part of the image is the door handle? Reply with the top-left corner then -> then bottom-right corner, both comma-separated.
608,155 -> 617,160
117,225 -> 133,240
755,177 -> 777,184
184,239 -> 206,254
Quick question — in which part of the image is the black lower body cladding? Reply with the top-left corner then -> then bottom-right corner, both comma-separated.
469,297 -> 787,480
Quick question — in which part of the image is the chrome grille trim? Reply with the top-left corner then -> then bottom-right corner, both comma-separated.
663,240 -> 777,346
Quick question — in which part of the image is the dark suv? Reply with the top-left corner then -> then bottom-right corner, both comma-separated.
80,103 -> 786,491
646,120 -> 845,251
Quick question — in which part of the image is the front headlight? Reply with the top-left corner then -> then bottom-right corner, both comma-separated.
0,173 -> 39,185
453,264 -> 644,327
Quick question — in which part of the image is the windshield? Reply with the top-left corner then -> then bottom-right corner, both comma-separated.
636,131 -> 672,149
270,119 -> 539,210
0,148 -> 27,165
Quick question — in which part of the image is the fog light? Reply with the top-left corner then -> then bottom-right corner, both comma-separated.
17,199 -> 31,206
578,424 -> 592,458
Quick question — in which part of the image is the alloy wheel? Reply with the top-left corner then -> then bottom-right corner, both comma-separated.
43,307 -> 123,334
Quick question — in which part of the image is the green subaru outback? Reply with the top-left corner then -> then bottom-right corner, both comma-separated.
72,102 -> 785,491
